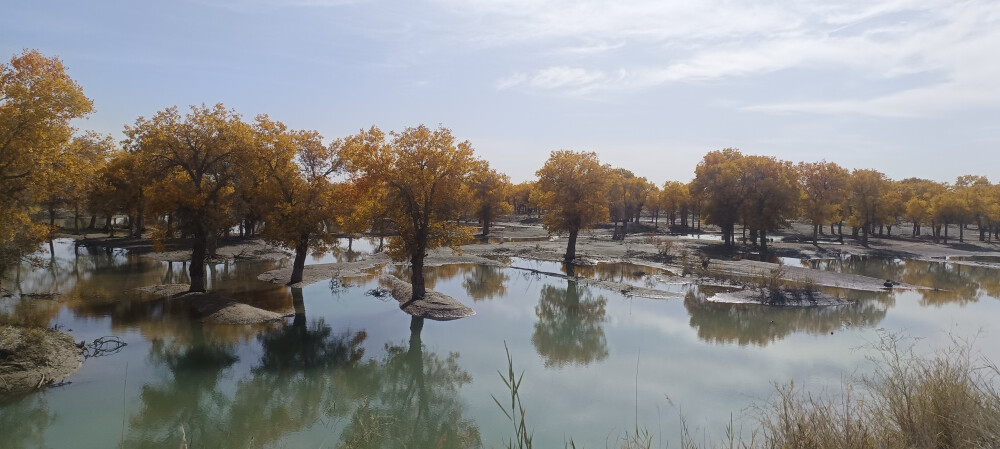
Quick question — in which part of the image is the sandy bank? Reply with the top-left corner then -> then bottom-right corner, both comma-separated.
137,284 -> 290,324
381,275 -> 476,321
0,326 -> 82,396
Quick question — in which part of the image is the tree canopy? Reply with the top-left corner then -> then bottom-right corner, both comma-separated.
535,150 -> 611,262
0,50 -> 93,265
125,104 -> 253,292
341,125 -> 479,304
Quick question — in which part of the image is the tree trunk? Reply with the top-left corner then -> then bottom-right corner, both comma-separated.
813,223 -> 819,245
189,226 -> 208,292
837,222 -> 843,242
481,216 -> 490,237
862,223 -> 869,247
289,232 -> 310,285
48,203 -> 56,228
135,190 -> 145,238
73,205 -> 80,234
207,233 -> 218,258
88,215 -> 97,230
959,221 -> 964,242
943,223 -> 949,244
760,229 -> 768,253
409,251 -> 426,303
565,228 -> 579,262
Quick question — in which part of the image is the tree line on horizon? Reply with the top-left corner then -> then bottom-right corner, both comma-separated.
4,49 -> 1000,301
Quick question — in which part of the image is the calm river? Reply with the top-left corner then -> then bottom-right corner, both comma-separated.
2,239 -> 1000,448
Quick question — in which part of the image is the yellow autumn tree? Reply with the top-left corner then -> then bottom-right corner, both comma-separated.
509,181 -> 535,216
0,49 -> 93,265
535,150 -> 611,262
469,161 -> 512,236
955,175 -> 991,241
659,180 -> 692,230
737,155 -> 801,252
253,116 -> 344,285
37,131 -> 115,233
847,169 -> 891,247
607,169 -> 653,240
931,189 -> 970,244
88,149 -> 156,237
691,148 -> 745,246
899,178 -> 945,237
125,104 -> 252,292
341,125 -> 478,306
797,161 -> 849,244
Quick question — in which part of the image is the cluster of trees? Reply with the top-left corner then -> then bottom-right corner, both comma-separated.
5,49 -> 1000,304
690,149 -> 1000,248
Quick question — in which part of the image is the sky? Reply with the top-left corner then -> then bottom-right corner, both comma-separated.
3,0 -> 999,184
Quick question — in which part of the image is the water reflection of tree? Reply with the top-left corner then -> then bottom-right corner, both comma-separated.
0,395 -> 52,448
683,290 -> 889,346
388,264 -> 475,291
125,314 -> 479,448
126,326 -> 240,448
462,265 -> 509,301
810,257 -> 999,306
127,318 -> 368,449
338,317 -> 482,449
532,281 -> 609,368
902,260 -> 988,306
571,263 -> 663,286
224,313 -> 367,447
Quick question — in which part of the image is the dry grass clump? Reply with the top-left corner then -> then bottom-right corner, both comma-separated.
688,333 -> 1000,449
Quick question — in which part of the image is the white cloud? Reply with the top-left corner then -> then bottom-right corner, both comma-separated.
529,66 -> 605,90
460,0 -> 1000,116
495,72 -> 527,90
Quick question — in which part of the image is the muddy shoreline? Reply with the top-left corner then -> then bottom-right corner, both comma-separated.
5,218 -> 995,398
65,219 -> 1000,306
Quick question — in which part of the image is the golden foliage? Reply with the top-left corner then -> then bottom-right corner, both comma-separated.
342,125 -> 478,263
535,150 -> 611,258
0,49 -> 93,263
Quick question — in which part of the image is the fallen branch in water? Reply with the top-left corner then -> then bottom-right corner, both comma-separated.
81,336 -> 127,359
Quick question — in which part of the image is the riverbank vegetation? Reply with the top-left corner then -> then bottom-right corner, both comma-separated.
5,49 -> 1000,298
495,333 -> 1000,449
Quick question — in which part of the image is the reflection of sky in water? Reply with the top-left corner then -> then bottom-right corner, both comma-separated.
2,241 -> 1000,447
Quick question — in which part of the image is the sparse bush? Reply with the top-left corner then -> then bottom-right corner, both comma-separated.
680,250 -> 695,277
649,238 -> 675,261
